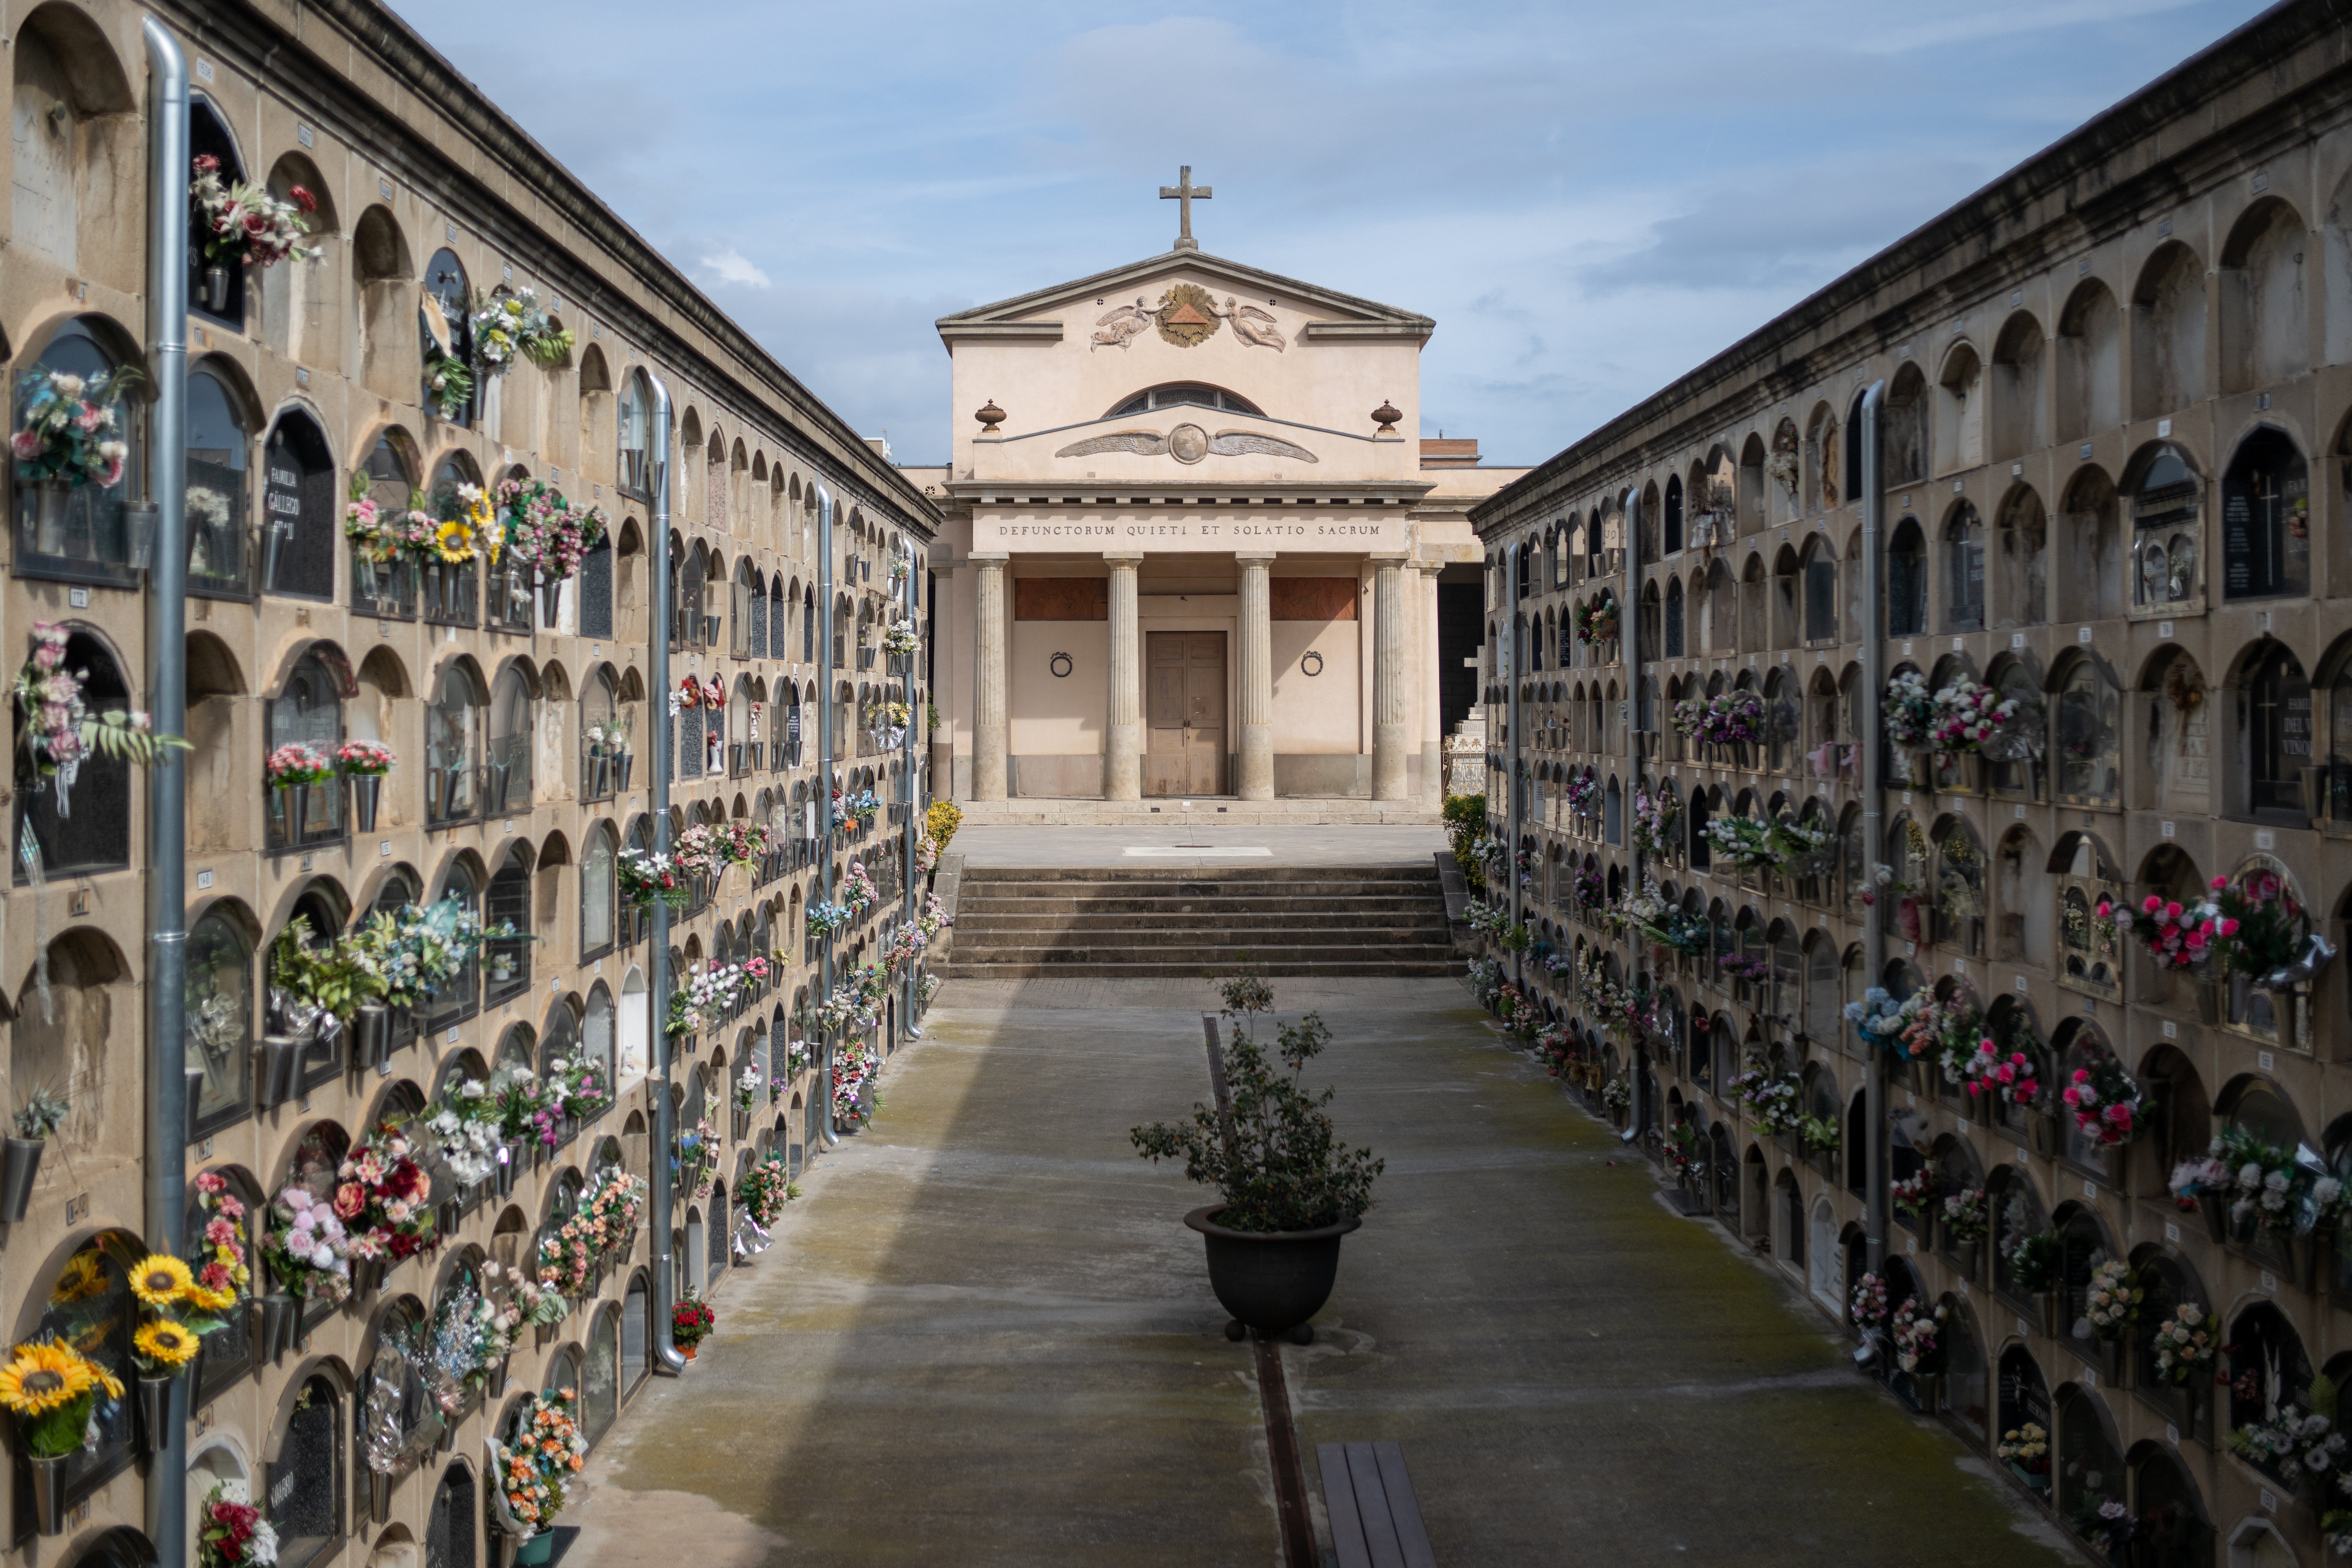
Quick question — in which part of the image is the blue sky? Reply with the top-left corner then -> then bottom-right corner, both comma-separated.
388,0 -> 2272,468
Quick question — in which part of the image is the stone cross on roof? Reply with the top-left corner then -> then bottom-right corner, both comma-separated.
1160,166 -> 1211,253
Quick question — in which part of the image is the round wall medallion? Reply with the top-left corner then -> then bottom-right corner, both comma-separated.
1049,651 -> 1074,678
1301,650 -> 1324,677
1167,423 -> 1210,464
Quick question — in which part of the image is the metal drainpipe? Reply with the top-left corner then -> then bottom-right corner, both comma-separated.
645,373 -> 687,1379
1504,553 -> 1520,978
142,17 -> 191,1565
1859,379 -> 1890,1276
814,483 -> 841,1147
1623,490 -> 1645,1136
900,540 -> 917,1037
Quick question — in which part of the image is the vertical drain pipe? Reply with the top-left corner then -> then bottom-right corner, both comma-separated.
1858,380 -> 1889,1277
814,482 -> 841,1148
646,374 -> 687,1378
899,537 -> 918,1037
142,17 -> 191,1564
1503,548 -> 1521,979
1622,489 -> 1645,1140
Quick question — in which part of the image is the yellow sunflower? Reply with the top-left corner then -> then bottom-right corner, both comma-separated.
48,1252 -> 108,1305
0,1342 -> 95,1416
128,1254 -> 194,1308
183,1282 -> 238,1314
133,1321 -> 201,1369
433,518 -> 476,563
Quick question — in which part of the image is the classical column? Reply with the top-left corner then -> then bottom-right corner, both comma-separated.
1104,552 -> 1143,800
1236,551 -> 1275,800
973,553 -> 1009,800
1420,562 -> 1444,808
1371,552 -> 1410,800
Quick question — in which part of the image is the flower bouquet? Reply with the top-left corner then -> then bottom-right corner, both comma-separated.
191,154 -> 317,269
617,846 -> 692,912
1996,1422 -> 2049,1485
1730,1062 -> 1801,1135
1700,814 -> 1779,868
738,1155 -> 796,1226
336,1122 -> 438,1267
12,367 -> 134,490
2106,891 -> 2223,971
491,1387 -> 587,1539
1940,1186 -> 1988,1242
534,1220 -> 593,1296
1849,1271 -> 1890,1331
469,288 -> 575,375
261,1182 -> 352,1306
1671,690 -> 1764,747
1630,787 -> 1679,857
1953,1037 -> 2042,1109
1925,675 -> 2021,758
332,739 -> 395,777
265,743 -> 334,789
1891,1296 -> 1946,1373
2150,1303 -> 2216,1385
2007,1226 -> 2061,1293
1797,1115 -> 1840,1154
883,616 -> 921,656
2229,1399 -> 2346,1483
0,1337 -> 125,1472
191,1171 -> 253,1311
196,1477 -> 279,1568
2211,870 -> 2311,981
1574,595 -> 1619,645
1881,670 -> 1934,751
14,623 -> 188,814
419,1086 -> 504,1189
2076,1256 -> 2141,1340
2060,1057 -> 2141,1146
1890,1169 -> 1937,1220
579,1170 -> 645,1266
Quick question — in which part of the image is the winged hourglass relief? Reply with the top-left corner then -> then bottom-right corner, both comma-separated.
1052,426 -> 1317,465
1087,284 -> 1285,352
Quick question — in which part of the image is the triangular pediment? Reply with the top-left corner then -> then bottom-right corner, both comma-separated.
937,250 -> 1433,342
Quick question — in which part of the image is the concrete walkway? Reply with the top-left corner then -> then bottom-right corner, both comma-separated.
561,977 -> 2071,1567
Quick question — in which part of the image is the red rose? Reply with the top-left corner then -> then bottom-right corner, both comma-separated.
194,154 -> 220,174
243,211 -> 270,237
333,1182 -> 366,1218
290,185 -> 317,213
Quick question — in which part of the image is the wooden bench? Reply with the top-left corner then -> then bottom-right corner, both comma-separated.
1318,1442 -> 1437,1568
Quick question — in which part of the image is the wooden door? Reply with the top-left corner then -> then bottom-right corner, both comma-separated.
1145,631 -> 1227,796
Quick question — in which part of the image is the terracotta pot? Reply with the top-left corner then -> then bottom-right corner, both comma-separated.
682,1344 -> 698,1362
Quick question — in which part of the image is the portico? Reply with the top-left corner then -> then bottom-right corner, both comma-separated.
910,176 -> 1512,811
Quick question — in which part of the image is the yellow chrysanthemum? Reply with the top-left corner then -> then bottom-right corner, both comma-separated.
434,519 -> 476,564
183,1282 -> 238,1314
133,1321 -> 201,1368
49,1252 -> 108,1305
0,1342 -> 94,1416
128,1254 -> 194,1308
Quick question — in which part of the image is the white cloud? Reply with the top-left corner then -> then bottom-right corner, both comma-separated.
699,246 -> 772,290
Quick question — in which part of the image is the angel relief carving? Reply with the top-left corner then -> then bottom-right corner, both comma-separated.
1088,285 -> 1285,351
1215,297 -> 1285,352
1053,424 -> 1317,465
1091,298 -> 1155,352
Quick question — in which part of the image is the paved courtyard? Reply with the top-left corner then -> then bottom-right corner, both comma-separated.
562,977 -> 2071,1566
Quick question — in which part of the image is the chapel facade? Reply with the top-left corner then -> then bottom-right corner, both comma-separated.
913,221 -> 1512,810
0,3 -> 935,1566
1471,3 -> 2352,1561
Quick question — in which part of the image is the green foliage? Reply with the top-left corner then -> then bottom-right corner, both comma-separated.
2008,1229 -> 2062,1292
1444,793 -> 1488,894
1132,983 -> 1382,1233
269,916 -> 385,1022
11,1085 -> 68,1141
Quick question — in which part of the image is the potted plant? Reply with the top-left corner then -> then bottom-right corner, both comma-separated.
1132,976 -> 1382,1346
0,1337 -> 126,1534
672,1290 -> 715,1360
11,366 -> 135,548
265,743 -> 335,844
336,739 -> 395,832
3,1086 -> 67,1223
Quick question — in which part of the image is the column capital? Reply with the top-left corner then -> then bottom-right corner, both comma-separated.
1233,549 -> 1278,563
1101,549 -> 1145,565
1367,550 -> 1410,565
970,551 -> 1010,568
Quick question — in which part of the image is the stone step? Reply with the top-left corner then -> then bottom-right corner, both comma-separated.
957,867 -> 1440,887
957,895 -> 1447,918
951,799 -> 1441,828
941,950 -> 1458,973
946,940 -> 1457,966
957,912 -> 1451,935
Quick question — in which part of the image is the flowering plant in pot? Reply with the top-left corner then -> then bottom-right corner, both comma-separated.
196,1476 -> 279,1568
671,1292 -> 715,1355
1133,976 -> 1382,1343
0,1337 -> 125,1532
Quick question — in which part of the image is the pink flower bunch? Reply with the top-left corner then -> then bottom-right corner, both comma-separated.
1958,1038 -> 2042,1107
334,739 -> 396,776
192,153 -> 318,268
2061,1060 -> 2141,1146
2107,892 -> 2223,970
1927,677 -> 2021,754
264,743 -> 334,787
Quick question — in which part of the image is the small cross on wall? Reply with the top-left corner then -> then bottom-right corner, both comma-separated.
1161,165 -> 1212,252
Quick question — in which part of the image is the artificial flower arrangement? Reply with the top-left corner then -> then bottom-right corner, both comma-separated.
1664,1119 -> 1702,1182
341,474 -> 436,571
833,1035 -> 878,1125
617,846 -> 692,912
2151,1302 -> 2217,1386
2060,1055 -> 2141,1146
1563,771 -> 1600,817
261,1180 -> 353,1306
334,739 -> 396,778
805,899 -> 852,938
191,1170 -> 254,1310
673,1118 -> 720,1201
491,477 -> 607,585
1728,1059 -> 1802,1136
1630,786 -> 1679,857
1670,690 -> 1765,747
419,1082 -> 505,1189
1940,1186 -> 1989,1242
425,482 -> 494,564
1796,1115 -> 1840,1154
1698,814 -> 1780,868
14,622 -> 188,815
1952,1036 -> 2043,1109
1891,1296 -> 1947,1373
671,1292 -> 716,1352
264,743 -> 335,789
1849,1271 -> 1890,1331
191,154 -> 317,269
2076,1256 -> 2141,1340
2171,1125 -> 2339,1240
1599,1075 -> 1631,1113
2228,1379 -> 2348,1486
2106,890 -> 2223,971
2211,869 -> 2312,980
336,1122 -> 438,1266
665,961 -> 749,1039
468,288 -> 575,375
1573,595 -> 1620,645
534,1214 -> 594,1296
1715,951 -> 1770,985
882,616 -> 921,656
1570,864 -> 1605,912
0,1337 -> 125,1461
581,1170 -> 646,1264
1640,907 -> 1712,956
491,1386 -> 588,1539
715,819 -> 770,866
12,366 -> 135,489
345,898 -> 490,1014
1890,1169 -> 1938,1221
2006,1226 -> 2061,1292
534,1052 -> 614,1141
1881,670 -> 1935,750
1926,675 -> 2025,757
842,860 -> 880,915
196,1477 -> 279,1568
1843,986 -> 1917,1051
1996,1422 -> 2049,1473
125,1252 -> 229,1380
738,1155 -> 796,1227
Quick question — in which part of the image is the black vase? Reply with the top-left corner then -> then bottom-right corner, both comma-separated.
1,1136 -> 46,1223
1185,1204 -> 1359,1342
